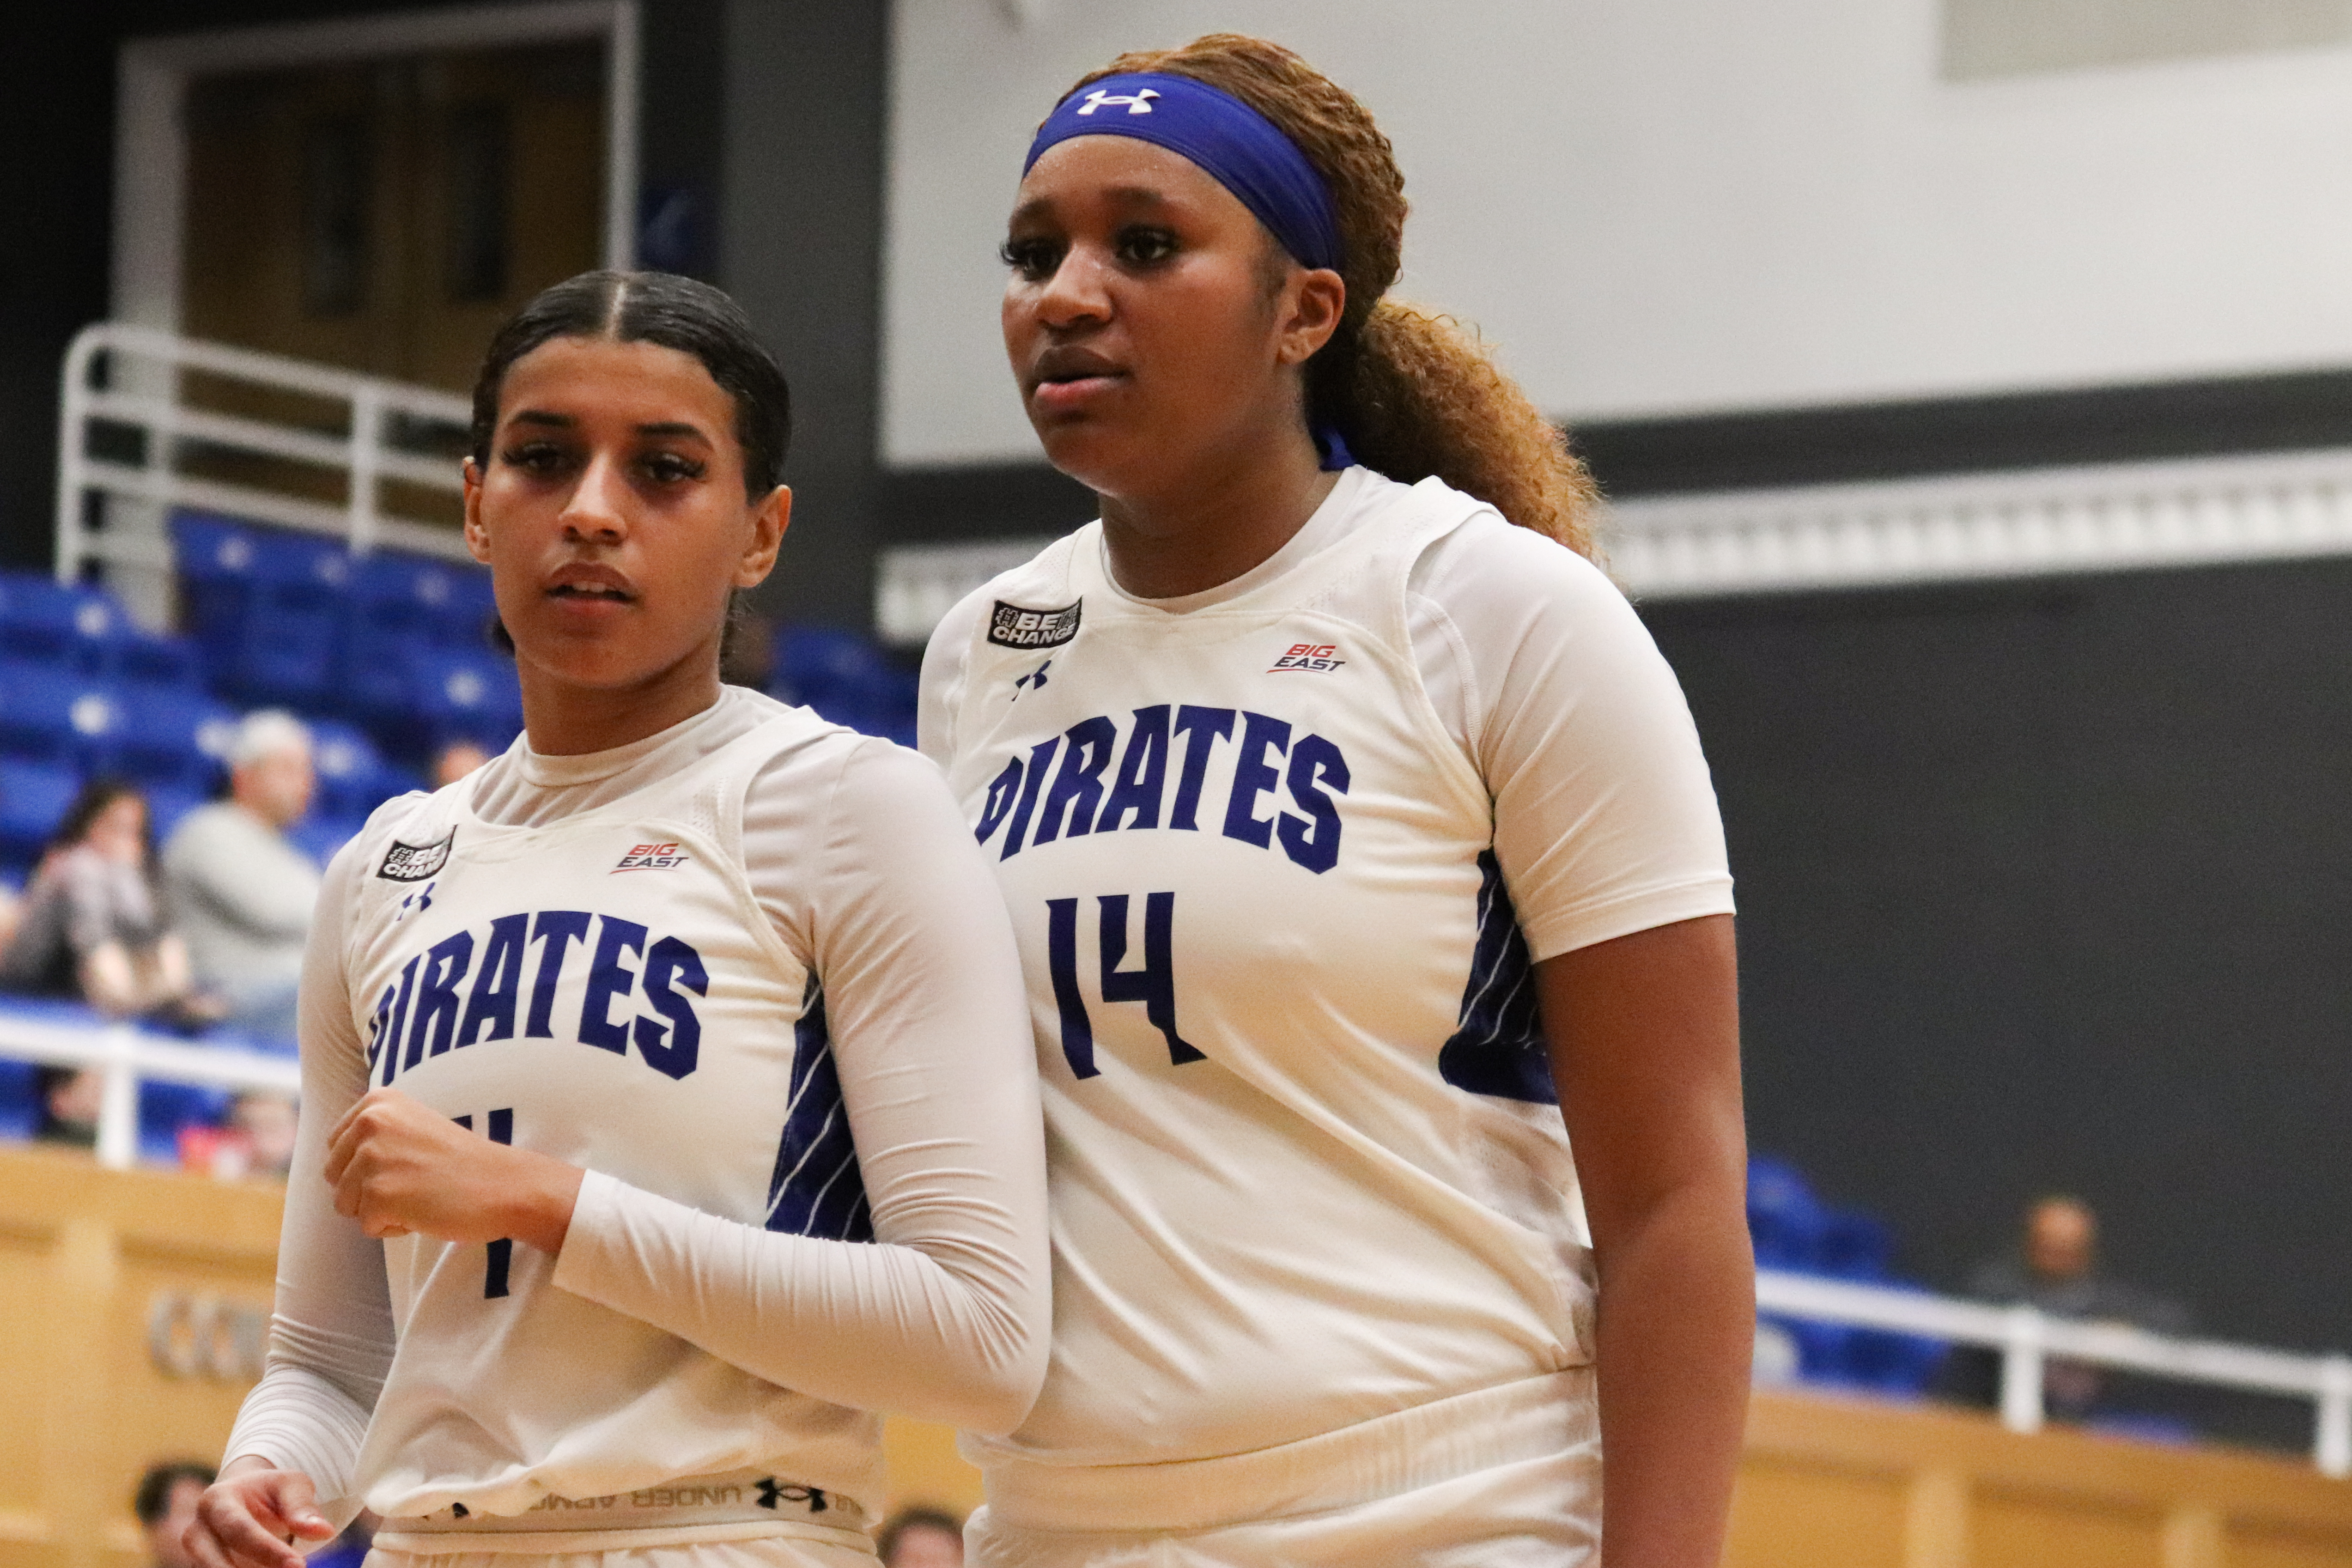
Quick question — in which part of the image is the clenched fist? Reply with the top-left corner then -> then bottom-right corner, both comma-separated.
325,1088 -> 582,1254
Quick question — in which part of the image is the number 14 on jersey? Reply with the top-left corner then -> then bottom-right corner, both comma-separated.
1045,893 -> 1201,1078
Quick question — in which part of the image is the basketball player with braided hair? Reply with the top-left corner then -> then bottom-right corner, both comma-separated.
920,35 -> 1748,1568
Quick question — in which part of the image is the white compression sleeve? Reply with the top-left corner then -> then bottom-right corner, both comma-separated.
223,838 -> 395,1504
551,739 -> 1049,1434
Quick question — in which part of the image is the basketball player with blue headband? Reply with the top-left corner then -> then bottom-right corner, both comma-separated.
923,36 -> 1750,1567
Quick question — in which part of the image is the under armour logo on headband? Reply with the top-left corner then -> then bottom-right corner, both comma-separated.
1076,87 -> 1160,116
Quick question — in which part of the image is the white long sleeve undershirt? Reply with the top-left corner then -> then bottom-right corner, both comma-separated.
225,687 -> 1049,1508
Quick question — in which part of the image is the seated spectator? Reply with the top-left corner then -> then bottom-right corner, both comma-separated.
176,1090 -> 299,1180
431,738 -> 491,789
879,1507 -> 965,1568
0,778 -> 218,1024
162,712 -> 322,1042
134,1460 -> 215,1568
33,1062 -> 102,1149
231,1089 -> 297,1178
1953,1194 -> 2192,1421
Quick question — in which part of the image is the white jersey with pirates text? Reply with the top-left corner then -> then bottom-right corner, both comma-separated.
920,468 -> 1734,1493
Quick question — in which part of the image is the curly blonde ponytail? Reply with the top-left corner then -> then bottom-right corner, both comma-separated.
1069,35 -> 1601,562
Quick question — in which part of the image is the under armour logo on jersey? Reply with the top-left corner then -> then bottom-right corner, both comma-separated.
395,881 -> 436,921
1012,659 -> 1052,700
755,1478 -> 828,1513
1077,87 -> 1159,115
1268,642 -> 1347,675
613,842 -> 690,872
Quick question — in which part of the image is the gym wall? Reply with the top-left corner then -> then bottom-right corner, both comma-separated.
883,0 -> 2352,463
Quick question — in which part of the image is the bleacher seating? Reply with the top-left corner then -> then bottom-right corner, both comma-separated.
1748,1153 -> 1949,1395
769,624 -> 919,746
0,511 -> 933,1167
0,759 -> 78,866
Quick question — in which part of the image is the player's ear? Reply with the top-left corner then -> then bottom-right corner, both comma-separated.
735,485 -> 789,589
462,458 -> 492,565
1276,269 -> 1345,366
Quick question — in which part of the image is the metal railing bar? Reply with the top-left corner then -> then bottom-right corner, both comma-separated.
1758,1271 -> 2332,1396
0,1026 -> 301,1096
81,389 -> 464,494
79,322 -> 470,422
77,460 -> 474,562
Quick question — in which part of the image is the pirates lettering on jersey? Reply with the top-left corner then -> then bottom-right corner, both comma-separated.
970,705 -> 1350,874
365,908 -> 708,1088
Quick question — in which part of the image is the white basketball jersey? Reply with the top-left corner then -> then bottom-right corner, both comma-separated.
932,472 -> 1596,1472
339,713 -> 885,1518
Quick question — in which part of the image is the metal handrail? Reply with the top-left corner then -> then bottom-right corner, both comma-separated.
0,1009 -> 299,1170
56,322 -> 477,584
1756,1269 -> 2352,1475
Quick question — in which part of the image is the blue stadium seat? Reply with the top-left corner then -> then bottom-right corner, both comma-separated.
112,687 -> 235,794
341,555 -> 492,722
771,625 -> 919,744
0,572 -> 126,675
1829,1305 -> 1951,1395
1817,1210 -> 1894,1281
109,627 -> 207,691
171,512 -> 263,673
437,567 -> 499,648
137,1078 -> 233,1166
232,531 -> 354,707
0,662 -> 122,772
310,718 -> 417,821
1747,1154 -> 1829,1271
1747,1154 -> 1950,1397
0,1057 -> 37,1140
0,759 -> 78,867
409,649 -> 524,750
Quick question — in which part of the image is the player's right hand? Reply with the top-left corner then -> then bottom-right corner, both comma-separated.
186,1457 -> 337,1568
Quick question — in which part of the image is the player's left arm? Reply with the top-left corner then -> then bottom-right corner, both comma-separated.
1541,914 -> 1750,1568
1429,524 -> 1750,1564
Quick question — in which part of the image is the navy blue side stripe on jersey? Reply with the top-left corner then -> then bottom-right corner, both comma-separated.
765,977 -> 874,1240
1437,851 -> 1557,1104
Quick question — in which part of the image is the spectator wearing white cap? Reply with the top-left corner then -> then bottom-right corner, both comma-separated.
161,711 -> 322,1042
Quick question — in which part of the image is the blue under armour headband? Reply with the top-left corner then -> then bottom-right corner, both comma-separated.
1023,72 -> 1357,469
1023,72 -> 1344,275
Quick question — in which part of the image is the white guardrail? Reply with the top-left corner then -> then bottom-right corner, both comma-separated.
56,322 -> 475,584
6,1003 -> 2345,1474
0,1012 -> 298,1170
1755,1270 -> 2352,1475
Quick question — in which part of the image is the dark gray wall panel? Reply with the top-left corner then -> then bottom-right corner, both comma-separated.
1644,560 -> 2352,1359
719,0 -> 887,628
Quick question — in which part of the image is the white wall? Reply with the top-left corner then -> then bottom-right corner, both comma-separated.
882,0 -> 2352,467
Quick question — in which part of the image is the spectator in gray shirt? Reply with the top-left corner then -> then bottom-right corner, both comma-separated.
162,711 -> 322,1042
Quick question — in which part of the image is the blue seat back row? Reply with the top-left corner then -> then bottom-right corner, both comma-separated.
0,571 -> 207,690
769,625 -> 919,748
1748,1153 -> 1950,1395
171,512 -> 518,750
